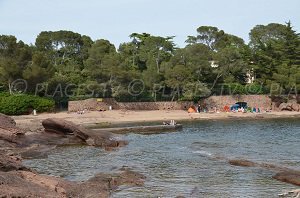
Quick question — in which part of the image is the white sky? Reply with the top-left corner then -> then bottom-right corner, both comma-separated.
0,0 -> 299,47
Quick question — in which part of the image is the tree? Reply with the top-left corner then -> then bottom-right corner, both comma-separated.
249,22 -> 300,93
186,26 -> 224,50
0,35 -> 31,93
35,31 -> 92,66
23,52 -> 53,92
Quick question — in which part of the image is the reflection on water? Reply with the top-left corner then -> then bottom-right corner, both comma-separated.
24,118 -> 300,197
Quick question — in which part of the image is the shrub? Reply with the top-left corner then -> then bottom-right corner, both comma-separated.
0,92 -> 55,115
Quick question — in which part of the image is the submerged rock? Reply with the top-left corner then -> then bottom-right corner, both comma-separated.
273,171 -> 300,186
67,167 -> 145,198
229,159 -> 257,167
229,158 -> 300,187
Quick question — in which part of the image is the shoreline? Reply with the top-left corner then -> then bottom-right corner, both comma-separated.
12,110 -> 300,131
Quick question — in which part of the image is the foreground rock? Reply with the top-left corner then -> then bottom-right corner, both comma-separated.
0,153 -> 29,172
42,118 -> 128,149
1,115 -> 128,158
0,155 -> 144,197
0,167 -> 145,198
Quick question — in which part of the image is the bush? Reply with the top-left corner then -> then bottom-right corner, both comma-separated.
0,92 -> 55,115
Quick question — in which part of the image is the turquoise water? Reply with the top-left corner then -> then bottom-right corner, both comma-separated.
24,118 -> 300,197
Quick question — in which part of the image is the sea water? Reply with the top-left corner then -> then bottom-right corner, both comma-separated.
24,118 -> 300,197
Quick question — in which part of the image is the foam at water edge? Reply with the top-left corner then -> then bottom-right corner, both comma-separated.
192,150 -> 213,156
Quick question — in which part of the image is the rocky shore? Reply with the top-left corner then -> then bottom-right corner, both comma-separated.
0,113 -> 144,197
1,112 -> 300,197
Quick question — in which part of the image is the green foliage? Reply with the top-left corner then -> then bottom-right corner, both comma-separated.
0,92 -> 55,115
249,22 -> 300,93
0,22 -> 299,103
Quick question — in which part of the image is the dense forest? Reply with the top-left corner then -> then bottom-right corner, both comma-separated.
0,22 -> 299,106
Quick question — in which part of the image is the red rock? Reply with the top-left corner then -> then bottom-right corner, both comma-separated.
0,113 -> 16,128
273,171 -> 300,186
42,118 -> 128,148
229,159 -> 257,167
291,103 -> 300,111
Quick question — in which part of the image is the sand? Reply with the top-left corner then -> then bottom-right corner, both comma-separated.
11,110 -> 300,132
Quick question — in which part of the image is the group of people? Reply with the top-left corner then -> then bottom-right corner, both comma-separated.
189,104 -> 219,113
163,120 -> 177,125
188,104 -> 262,114
231,106 -> 261,113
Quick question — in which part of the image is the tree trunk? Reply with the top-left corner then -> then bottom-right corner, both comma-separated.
211,73 -> 222,90
8,79 -> 12,95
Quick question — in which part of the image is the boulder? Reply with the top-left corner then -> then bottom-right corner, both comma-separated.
286,103 -> 293,111
42,118 -> 88,139
291,103 -> 300,112
42,118 -> 127,148
279,103 -> 293,111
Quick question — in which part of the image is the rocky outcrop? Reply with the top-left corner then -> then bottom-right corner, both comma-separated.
0,167 -> 145,198
0,115 -> 143,198
42,118 -> 128,149
278,102 -> 300,112
0,152 -> 144,197
1,116 -> 128,153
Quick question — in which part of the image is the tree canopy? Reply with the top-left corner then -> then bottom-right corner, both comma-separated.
0,22 -> 299,104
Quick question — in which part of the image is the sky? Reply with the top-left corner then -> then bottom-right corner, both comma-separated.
0,0 -> 299,47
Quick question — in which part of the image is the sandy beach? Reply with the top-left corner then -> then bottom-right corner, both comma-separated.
12,110 -> 300,132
